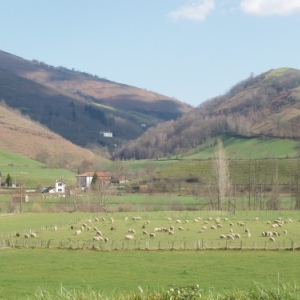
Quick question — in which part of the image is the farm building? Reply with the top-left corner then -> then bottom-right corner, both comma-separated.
76,172 -> 113,189
41,180 -> 66,194
100,131 -> 113,137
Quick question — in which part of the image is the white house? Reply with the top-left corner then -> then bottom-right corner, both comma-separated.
100,131 -> 113,137
42,180 -> 65,194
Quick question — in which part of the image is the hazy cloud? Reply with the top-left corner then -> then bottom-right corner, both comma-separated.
240,0 -> 300,16
169,0 -> 215,22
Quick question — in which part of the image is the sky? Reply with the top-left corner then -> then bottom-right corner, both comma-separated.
1,0 -> 300,107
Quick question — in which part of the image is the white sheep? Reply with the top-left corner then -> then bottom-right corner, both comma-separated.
125,234 -> 134,240
176,220 -> 181,223
76,230 -> 82,235
220,234 -> 226,239
150,233 -> 156,238
93,236 -> 103,241
246,232 -> 251,238
128,228 -> 135,234
54,226 -> 58,231
30,232 -> 37,238
283,230 -> 287,234
143,230 -> 148,235
210,225 -> 216,230
109,217 -> 114,223
168,230 -> 174,235
167,217 -> 172,221
104,237 -> 109,242
269,237 -> 275,242
96,230 -> 102,236
178,226 -> 184,231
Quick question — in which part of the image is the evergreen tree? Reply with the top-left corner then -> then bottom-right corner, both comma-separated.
5,173 -> 12,186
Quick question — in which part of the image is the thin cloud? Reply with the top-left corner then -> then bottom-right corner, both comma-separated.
169,0 -> 215,22
240,0 -> 300,16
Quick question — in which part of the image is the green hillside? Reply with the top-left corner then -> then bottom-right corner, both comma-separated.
0,150 -> 76,188
185,135 -> 300,160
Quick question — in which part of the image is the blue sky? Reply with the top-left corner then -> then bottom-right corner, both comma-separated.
1,0 -> 300,107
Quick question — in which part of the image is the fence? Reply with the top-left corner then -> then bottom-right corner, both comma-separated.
0,238 -> 298,251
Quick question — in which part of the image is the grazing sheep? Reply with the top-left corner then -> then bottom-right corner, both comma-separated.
111,226 -> 116,231
150,233 -> 156,238
82,223 -> 87,228
234,233 -> 241,239
147,220 -> 150,224
245,229 -> 250,233
229,223 -> 234,226
176,220 -> 181,223
96,230 -> 102,236
269,237 -> 275,242
210,225 -> 216,230
24,234 -> 29,238
70,226 -> 74,230
178,226 -> 184,231
143,230 -> 148,235
54,226 -> 58,231
194,218 -> 199,223
224,218 -> 229,221
170,225 -> 175,231
167,217 -> 172,221
230,228 -> 233,233
204,221 -> 209,224
30,233 -> 37,238
202,226 -> 207,230
125,217 -> 128,221
93,236 -> 103,241
217,224 -> 223,228
132,216 -> 142,220
94,217 -> 99,222
109,217 -> 114,223
283,230 -> 287,234
197,217 -> 202,221
94,227 -> 98,231
227,234 -> 235,240
76,230 -> 82,235
208,217 -> 213,221
220,234 -> 226,239
273,231 -> 279,236
247,232 -> 251,238
102,217 -> 106,221
185,220 -> 189,223
104,237 -> 109,242
128,228 -> 135,234
16,233 -> 20,237
168,230 -> 174,235
142,224 -> 146,229
125,234 -> 134,240
198,229 -> 205,233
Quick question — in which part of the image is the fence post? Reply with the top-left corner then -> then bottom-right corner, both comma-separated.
240,241 -> 243,250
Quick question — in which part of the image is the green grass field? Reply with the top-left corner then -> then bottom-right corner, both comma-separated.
0,149 -> 77,188
1,211 -> 300,299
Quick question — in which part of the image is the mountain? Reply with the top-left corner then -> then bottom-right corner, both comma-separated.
116,67 -> 300,159
0,105 -> 105,170
0,50 -> 192,150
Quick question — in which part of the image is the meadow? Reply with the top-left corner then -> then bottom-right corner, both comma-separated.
1,211 -> 300,299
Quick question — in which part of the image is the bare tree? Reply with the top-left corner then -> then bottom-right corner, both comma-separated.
214,139 -> 231,210
88,178 -> 114,211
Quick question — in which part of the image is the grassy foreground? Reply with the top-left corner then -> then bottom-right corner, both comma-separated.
0,249 -> 300,299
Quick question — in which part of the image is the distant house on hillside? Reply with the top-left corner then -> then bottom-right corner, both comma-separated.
76,172 -> 113,189
100,131 -> 113,137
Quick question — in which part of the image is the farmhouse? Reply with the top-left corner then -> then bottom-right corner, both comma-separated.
100,131 -> 113,137
76,172 -> 113,189
42,180 -> 66,194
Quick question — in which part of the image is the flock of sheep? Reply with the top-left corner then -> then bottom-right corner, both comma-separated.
14,214 -> 298,249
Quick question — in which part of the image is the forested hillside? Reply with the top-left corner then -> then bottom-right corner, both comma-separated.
116,68 -> 300,159
0,50 -> 191,150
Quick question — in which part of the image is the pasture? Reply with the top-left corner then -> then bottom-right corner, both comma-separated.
1,211 -> 300,298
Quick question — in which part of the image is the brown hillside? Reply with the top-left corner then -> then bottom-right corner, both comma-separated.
116,68 -> 300,159
0,105 -> 106,168
0,50 -> 191,113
